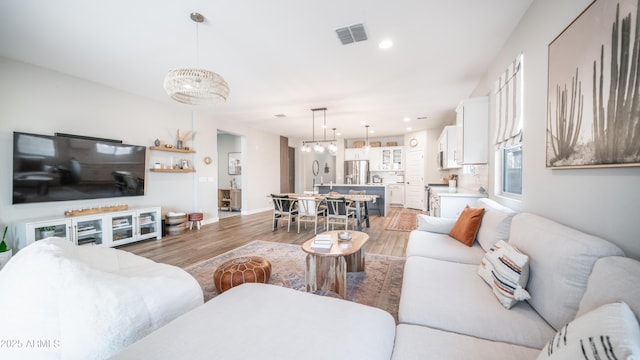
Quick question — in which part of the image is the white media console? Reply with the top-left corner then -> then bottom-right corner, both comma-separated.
11,206 -> 161,250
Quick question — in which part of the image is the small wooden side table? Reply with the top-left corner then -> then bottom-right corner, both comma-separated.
301,230 -> 369,299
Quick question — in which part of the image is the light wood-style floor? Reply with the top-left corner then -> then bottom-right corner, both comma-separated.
119,208 -> 410,268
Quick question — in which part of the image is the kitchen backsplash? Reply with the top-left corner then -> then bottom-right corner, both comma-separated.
449,165 -> 488,192
370,170 -> 405,184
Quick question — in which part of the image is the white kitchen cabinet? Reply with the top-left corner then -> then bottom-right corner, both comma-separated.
381,147 -> 403,170
345,146 -> 402,171
388,184 -> 405,206
455,96 -> 489,164
344,148 -> 368,160
12,207 -> 161,250
432,192 -> 487,218
438,126 -> 461,169
368,147 -> 382,170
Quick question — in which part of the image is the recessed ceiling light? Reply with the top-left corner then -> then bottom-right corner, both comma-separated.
369,129 -> 375,134
406,127 -> 412,131
403,117 -> 411,122
378,40 -> 393,49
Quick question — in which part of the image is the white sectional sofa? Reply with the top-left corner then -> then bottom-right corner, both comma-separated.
0,238 -> 203,360
4,198 -> 638,359
393,198 -> 640,359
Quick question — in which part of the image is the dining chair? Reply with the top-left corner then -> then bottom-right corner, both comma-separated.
270,194 -> 298,232
347,189 -> 366,214
296,196 -> 326,234
325,196 -> 356,230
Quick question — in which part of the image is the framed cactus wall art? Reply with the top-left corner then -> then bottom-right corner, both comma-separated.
546,0 -> 640,168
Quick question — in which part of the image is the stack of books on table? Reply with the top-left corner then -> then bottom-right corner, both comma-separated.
311,234 -> 333,250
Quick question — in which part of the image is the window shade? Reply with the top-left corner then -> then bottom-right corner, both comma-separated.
494,55 -> 523,148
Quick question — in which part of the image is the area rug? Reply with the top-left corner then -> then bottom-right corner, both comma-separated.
185,240 -> 405,322
384,208 -> 422,231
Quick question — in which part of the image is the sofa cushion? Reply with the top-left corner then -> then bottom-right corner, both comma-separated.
536,302 -> 640,360
416,214 -> 457,234
508,213 -> 625,330
577,256 -> 640,320
475,198 -> 517,251
398,256 -> 555,348
113,283 -> 396,360
406,230 -> 486,264
392,324 -> 540,360
478,240 -> 531,309
449,205 -> 485,246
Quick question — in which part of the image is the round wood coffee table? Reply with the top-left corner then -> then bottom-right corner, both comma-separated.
301,230 -> 369,299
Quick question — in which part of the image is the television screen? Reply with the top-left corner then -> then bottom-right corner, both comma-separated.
12,132 -> 147,204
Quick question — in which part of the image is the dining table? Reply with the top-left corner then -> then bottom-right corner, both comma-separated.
269,193 -> 379,231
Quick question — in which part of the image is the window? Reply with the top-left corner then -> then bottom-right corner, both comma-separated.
494,54 -> 523,197
503,145 -> 522,195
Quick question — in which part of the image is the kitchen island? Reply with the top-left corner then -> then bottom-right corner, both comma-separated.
315,184 -> 387,217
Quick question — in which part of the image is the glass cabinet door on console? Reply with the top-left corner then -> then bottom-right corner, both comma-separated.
137,208 -> 161,240
111,212 -> 135,245
24,220 -> 73,246
74,215 -> 105,246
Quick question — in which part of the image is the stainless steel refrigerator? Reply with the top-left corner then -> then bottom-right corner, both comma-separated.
344,160 -> 369,184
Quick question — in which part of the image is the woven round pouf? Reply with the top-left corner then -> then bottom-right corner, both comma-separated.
213,256 -> 272,293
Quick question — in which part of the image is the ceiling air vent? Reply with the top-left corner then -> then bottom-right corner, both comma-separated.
335,24 -> 368,45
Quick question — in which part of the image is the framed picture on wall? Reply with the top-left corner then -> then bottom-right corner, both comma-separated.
228,152 -> 241,175
546,0 -> 640,168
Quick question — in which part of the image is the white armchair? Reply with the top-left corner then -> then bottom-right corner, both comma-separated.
0,238 -> 203,360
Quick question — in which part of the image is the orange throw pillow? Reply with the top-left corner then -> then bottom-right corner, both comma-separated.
449,206 -> 485,246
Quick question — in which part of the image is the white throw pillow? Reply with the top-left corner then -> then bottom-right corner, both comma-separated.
536,302 -> 640,360
416,214 -> 457,234
478,240 -> 530,309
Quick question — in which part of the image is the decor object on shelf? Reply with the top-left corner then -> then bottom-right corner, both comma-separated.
176,129 -> 195,149
39,226 -> 56,238
64,204 -> 129,217
301,108 -> 338,153
154,138 -> 161,146
228,152 -> 241,175
546,0 -> 640,168
164,12 -> 230,105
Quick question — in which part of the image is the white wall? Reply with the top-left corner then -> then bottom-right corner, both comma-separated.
0,58 -> 281,243
471,0 -> 640,259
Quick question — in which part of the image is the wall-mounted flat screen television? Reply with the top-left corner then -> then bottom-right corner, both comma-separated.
12,132 -> 147,204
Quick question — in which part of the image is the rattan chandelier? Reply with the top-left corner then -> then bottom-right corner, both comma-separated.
164,12 -> 229,105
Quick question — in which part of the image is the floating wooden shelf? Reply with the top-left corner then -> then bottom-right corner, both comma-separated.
149,146 -> 195,154
150,168 -> 195,173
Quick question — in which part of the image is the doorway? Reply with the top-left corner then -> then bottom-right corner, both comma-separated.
405,148 -> 425,210
217,130 -> 242,218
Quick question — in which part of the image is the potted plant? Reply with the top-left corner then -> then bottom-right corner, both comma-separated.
0,226 -> 12,270
40,225 -> 56,239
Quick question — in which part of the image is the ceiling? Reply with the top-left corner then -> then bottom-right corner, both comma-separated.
0,0 -> 533,140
